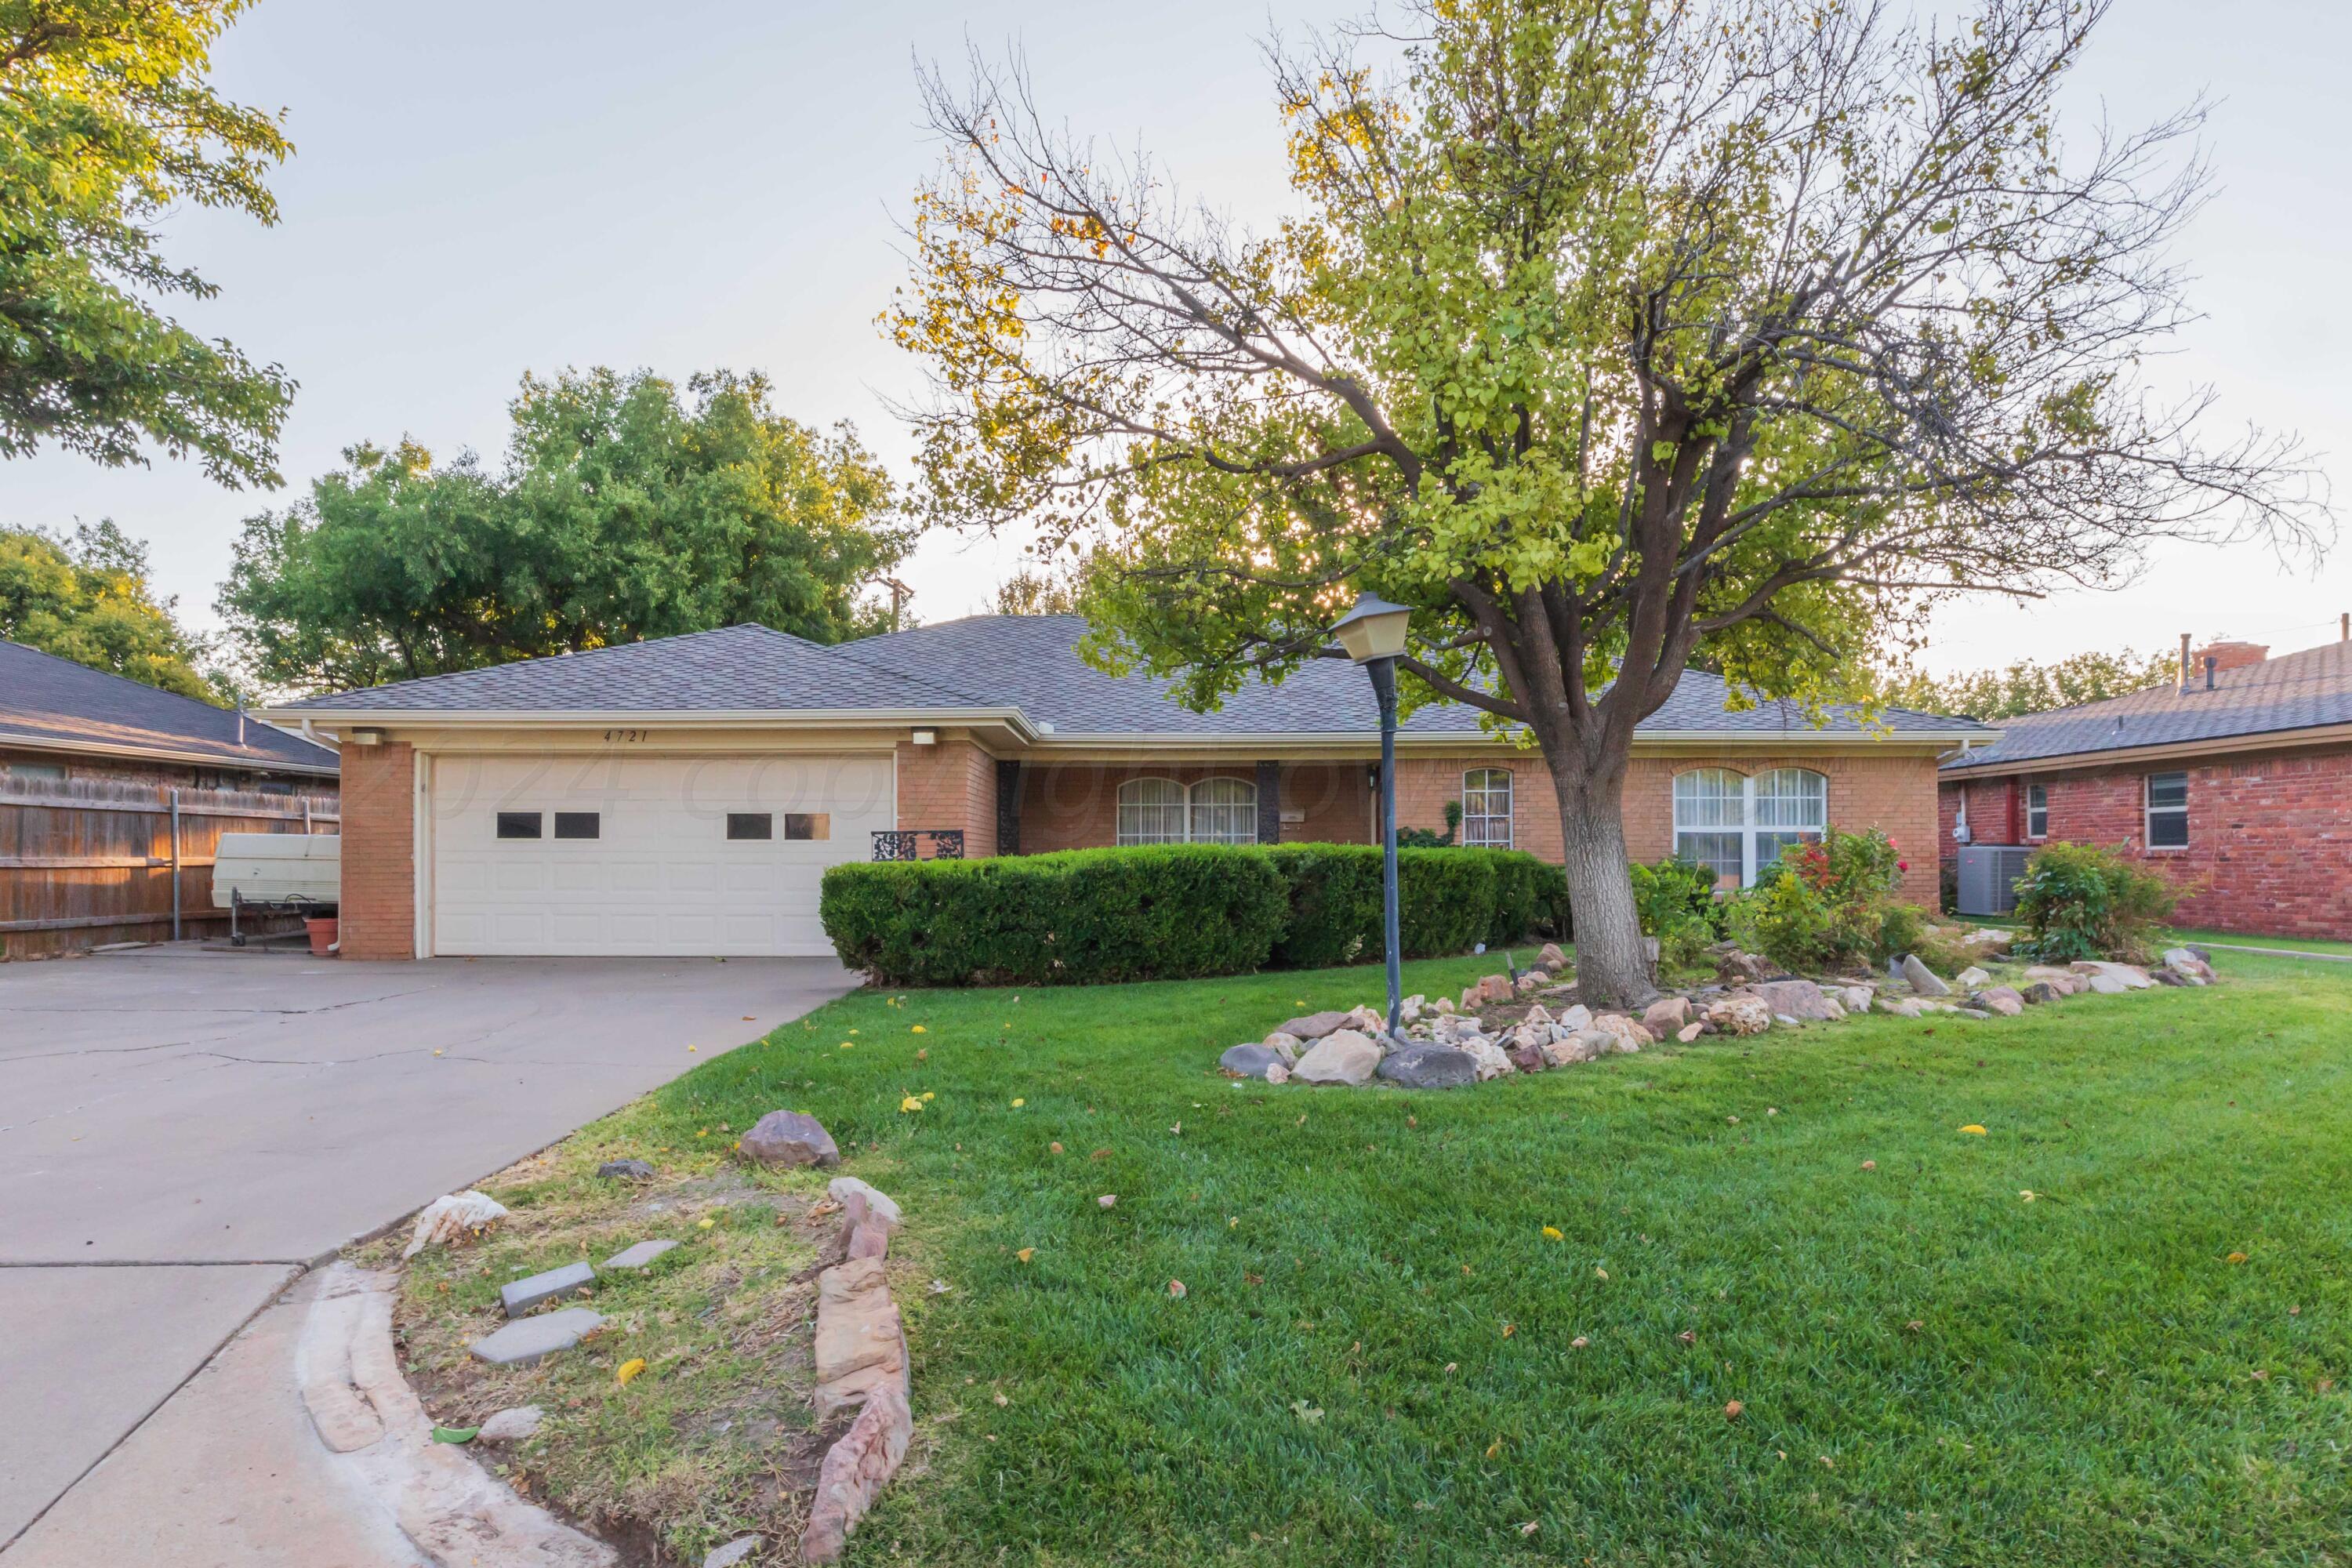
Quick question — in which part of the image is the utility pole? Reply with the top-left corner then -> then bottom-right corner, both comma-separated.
878,576 -> 913,633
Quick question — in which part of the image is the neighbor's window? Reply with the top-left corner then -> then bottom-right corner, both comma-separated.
2145,771 -> 2188,849
3,761 -> 67,782
2026,782 -> 2048,839
1672,768 -> 1828,887
495,811 -> 543,840
1461,768 -> 1513,848
1186,777 -> 1258,844
1116,778 -> 1187,844
727,813 -> 773,840
784,812 -> 829,841
552,811 -> 600,840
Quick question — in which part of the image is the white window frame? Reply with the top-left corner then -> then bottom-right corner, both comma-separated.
1116,775 -> 1258,845
2026,782 -> 2048,840
1461,768 -> 1513,848
1671,768 -> 1829,887
2144,771 -> 2188,851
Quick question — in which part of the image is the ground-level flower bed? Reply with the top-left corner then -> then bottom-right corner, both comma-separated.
1218,935 -> 2223,1089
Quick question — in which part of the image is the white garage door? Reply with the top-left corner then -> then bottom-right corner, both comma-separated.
429,752 -> 894,956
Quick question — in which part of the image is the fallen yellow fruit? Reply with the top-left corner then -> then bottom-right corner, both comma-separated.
616,1358 -> 646,1386
1958,1124 -> 1987,1136
1011,1098 -> 1025,1108
1541,1225 -> 1563,1241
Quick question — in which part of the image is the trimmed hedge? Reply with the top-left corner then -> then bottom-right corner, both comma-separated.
818,844 -> 1288,988
824,840 -> 1568,987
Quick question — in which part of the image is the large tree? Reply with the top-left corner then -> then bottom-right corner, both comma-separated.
891,0 -> 2321,1004
2,520 -> 225,699
218,368 -> 911,691
1878,645 -> 2177,721
0,0 -> 294,486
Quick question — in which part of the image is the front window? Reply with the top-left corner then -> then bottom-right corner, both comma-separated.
1461,768 -> 1513,848
1116,778 -> 1187,844
2145,771 -> 2188,849
1187,778 -> 1258,844
2026,783 -> 2048,839
1116,777 -> 1258,844
1672,768 -> 1828,887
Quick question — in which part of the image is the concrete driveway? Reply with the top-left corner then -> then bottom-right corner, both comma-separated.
0,945 -> 856,1552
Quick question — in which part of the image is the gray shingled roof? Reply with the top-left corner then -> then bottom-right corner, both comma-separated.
278,615 -> 1985,741
1,639 -> 339,774
1941,638 -> 2352,773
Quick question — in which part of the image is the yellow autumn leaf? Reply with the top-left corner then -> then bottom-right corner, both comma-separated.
912,1025 -> 927,1033
616,1358 -> 646,1386
1541,1225 -> 1563,1241
922,1091 -> 935,1101
1016,1247 -> 1036,1263
900,1095 -> 924,1112
697,1218 -> 715,1229
2227,1250 -> 2249,1265
1011,1098 -> 1025,1108
1958,1124 -> 1987,1136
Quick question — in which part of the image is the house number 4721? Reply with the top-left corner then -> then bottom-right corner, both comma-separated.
603,728 -> 652,742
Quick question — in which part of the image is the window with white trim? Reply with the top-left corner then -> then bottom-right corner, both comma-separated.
1116,776 -> 1258,844
1187,777 -> 1258,844
1671,768 -> 1828,887
2144,771 -> 2188,849
2026,782 -> 2048,839
1461,768 -> 1513,848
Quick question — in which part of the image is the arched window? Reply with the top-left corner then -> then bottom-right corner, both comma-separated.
1116,776 -> 1258,844
1187,777 -> 1258,844
1672,768 -> 1828,887
1116,778 -> 1186,845
1461,768 -> 1513,848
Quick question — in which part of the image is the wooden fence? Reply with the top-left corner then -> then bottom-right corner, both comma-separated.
0,775 -> 340,960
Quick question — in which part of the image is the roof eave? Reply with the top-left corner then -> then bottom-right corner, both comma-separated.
1940,718 -> 2352,778
0,728 -> 341,777
260,705 -> 1044,744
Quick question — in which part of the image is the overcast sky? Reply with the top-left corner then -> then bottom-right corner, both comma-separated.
9,0 -> 2347,675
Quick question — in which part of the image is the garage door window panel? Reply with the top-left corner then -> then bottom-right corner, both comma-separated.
728,812 -> 774,840
496,811 -> 543,840
553,811 -> 601,840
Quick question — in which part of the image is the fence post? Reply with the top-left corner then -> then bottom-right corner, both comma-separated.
170,788 -> 182,943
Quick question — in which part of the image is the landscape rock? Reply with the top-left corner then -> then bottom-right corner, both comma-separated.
1506,1037 -> 1549,1073
1954,1007 -> 1993,1020
1554,1004 -> 1593,1033
596,1159 -> 655,1181
1642,996 -> 1691,1035
1264,1063 -> 1290,1085
1676,1022 -> 1705,1043
1294,1029 -> 1382,1086
1461,1037 -> 1515,1081
2162,948 -> 2217,981
704,1537 -> 760,1568
1458,985 -> 1480,1013
477,1405 -> 545,1444
1375,1041 -> 1479,1089
1588,1013 -> 1654,1051
2071,960 -> 2153,990
813,1257 -> 906,1415
800,1381 -> 913,1563
500,1261 -> 595,1319
1277,1010 -> 1352,1040
1344,1004 -> 1385,1033
1965,927 -> 2015,953
741,1110 -> 840,1169
603,1239 -> 678,1272
2020,980 -> 2064,1005
828,1176 -> 903,1231
1538,942 -> 1567,971
1955,965 -> 1992,989
470,1308 -> 604,1367
1704,995 -> 1773,1036
401,1190 -> 510,1260
1541,1031 -> 1606,1067
1477,973 -> 1516,1005
1975,985 -> 2025,1017
1715,949 -> 1773,983
1752,978 -> 1841,1022
1220,1043 -> 1289,1080
1875,996 -> 1928,1019
1261,1031 -> 1303,1064
1901,954 -> 1951,996
1838,985 -> 1875,1013
1400,994 -> 1425,1023
2082,972 -> 2133,995
2152,967 -> 2190,985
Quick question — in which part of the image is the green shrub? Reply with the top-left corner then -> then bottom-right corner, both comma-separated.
821,844 -> 1288,987
1726,827 -> 1929,975
1629,855 -> 1722,971
2012,840 -> 2178,964
1266,844 -> 1542,966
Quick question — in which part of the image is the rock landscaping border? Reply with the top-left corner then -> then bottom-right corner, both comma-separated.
1218,935 -> 2221,1089
800,1174 -> 913,1564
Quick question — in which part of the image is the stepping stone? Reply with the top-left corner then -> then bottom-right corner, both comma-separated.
470,1307 -> 604,1367
597,1158 -> 655,1180
500,1260 -> 595,1318
603,1239 -> 678,1272
477,1405 -> 543,1443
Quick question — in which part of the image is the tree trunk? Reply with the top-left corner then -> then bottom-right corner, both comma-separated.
1547,748 -> 1657,1010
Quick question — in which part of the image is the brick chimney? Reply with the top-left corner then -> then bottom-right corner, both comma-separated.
2193,640 -> 2269,675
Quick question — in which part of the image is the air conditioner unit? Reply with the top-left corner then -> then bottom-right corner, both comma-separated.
1956,844 -> 2034,917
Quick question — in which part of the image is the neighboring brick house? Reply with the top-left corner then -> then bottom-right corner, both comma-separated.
1938,636 -> 2352,938
267,615 -> 1987,960
1,639 -> 341,957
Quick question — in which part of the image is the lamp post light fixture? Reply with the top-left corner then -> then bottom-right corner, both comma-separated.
1332,591 -> 1413,1040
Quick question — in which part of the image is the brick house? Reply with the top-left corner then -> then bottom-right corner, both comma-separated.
2,639 -> 341,957
1938,636 -> 2352,938
267,615 -> 1987,960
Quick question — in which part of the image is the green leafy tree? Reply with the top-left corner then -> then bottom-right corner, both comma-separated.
217,368 -> 911,692
992,551 -> 1089,615
0,1 -> 295,486
890,0 -> 2321,1004
1877,646 -> 2179,720
1,520 -> 224,699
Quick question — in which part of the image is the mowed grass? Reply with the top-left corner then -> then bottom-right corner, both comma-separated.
576,950 -> 2352,1566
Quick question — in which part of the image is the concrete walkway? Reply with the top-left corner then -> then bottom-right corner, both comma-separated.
0,945 -> 856,1555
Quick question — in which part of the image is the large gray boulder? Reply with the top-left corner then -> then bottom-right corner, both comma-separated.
1220,1043 -> 1289,1080
1374,1042 -> 1478,1089
741,1109 -> 840,1168
1752,978 -> 1841,1021
1293,1029 -> 1382,1086
1901,954 -> 1951,996
2019,980 -> 2064,1005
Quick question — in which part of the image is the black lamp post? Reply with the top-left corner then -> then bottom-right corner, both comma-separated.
1332,591 -> 1414,1039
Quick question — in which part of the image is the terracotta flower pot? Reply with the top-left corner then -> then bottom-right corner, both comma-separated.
306,916 -> 339,956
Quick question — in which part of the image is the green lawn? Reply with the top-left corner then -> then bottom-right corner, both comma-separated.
563,950 -> 2352,1566
2163,927 -> 2352,960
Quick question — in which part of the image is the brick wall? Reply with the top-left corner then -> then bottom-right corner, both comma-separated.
895,737 -> 997,858
1936,743 -> 2352,938
339,742 -> 414,960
